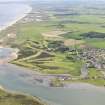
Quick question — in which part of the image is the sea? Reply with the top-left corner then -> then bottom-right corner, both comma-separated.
0,3 -> 31,30
1,2 -> 105,105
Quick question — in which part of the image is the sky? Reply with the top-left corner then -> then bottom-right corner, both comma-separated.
0,0 -> 105,2
0,0 -> 27,2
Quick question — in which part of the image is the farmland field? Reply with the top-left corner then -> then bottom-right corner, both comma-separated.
1,0 -> 105,86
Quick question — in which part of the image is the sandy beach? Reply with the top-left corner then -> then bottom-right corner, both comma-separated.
0,5 -> 32,32
0,2 -> 105,92
0,85 -> 4,90
0,4 -> 33,91
0,5 -> 32,64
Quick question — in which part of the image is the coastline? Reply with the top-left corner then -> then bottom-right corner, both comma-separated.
0,4 -> 48,102
0,85 -> 4,90
0,1 -> 105,92
0,4 -> 32,87
0,5 -> 32,63
0,2 -> 105,105
0,5 -> 32,32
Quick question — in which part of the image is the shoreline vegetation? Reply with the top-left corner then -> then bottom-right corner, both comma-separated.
1,1 -> 105,105
0,5 -> 49,105
1,0 -> 104,94
0,5 -> 32,64
0,85 -> 48,105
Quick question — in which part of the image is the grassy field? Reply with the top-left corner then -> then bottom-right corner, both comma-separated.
1,2 -> 105,86
0,89 -> 47,105
86,39 -> 105,48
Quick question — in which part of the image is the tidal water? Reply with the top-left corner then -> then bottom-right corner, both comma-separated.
1,2 -> 105,105
1,48 -> 105,105
0,63 -> 105,105
0,3 -> 30,29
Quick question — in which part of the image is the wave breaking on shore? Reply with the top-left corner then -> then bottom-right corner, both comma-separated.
0,5 -> 32,32
0,5 -> 32,64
